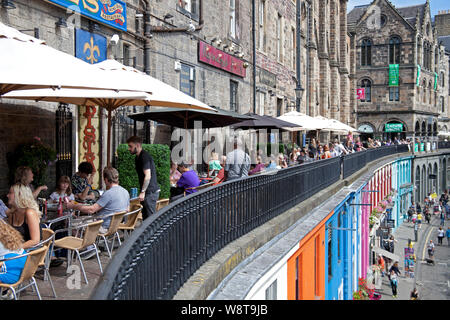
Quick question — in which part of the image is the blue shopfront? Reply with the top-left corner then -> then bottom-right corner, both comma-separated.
325,189 -> 363,300
391,157 -> 413,229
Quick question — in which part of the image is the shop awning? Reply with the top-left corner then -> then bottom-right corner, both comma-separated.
373,247 -> 400,263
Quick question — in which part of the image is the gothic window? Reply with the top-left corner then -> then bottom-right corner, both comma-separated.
360,79 -> 371,102
389,36 -> 401,64
361,39 -> 371,66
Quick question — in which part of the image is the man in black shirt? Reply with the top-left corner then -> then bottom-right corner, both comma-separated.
127,136 -> 160,220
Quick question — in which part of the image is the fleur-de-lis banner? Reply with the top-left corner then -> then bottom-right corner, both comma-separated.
75,28 -> 106,64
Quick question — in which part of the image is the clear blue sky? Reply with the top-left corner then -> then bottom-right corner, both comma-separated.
347,0 -> 449,18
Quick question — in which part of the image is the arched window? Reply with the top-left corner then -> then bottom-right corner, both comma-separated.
360,79 -> 371,102
389,36 -> 401,64
361,39 -> 372,66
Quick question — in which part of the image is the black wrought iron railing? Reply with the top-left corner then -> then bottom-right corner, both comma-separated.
91,144 -> 412,300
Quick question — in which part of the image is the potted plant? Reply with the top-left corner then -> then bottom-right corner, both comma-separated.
7,136 -> 57,187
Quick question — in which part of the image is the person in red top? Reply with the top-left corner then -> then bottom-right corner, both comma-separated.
377,254 -> 385,277
213,156 -> 227,185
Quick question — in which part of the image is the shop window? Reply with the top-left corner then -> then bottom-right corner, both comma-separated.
180,63 -> 195,98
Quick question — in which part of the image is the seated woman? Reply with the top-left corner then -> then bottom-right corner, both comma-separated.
49,175 -> 75,203
14,166 -> 48,199
277,154 -> 288,169
249,156 -> 265,175
208,152 -> 222,177
169,161 -> 182,185
6,183 -> 42,249
212,156 -> 227,185
71,161 -> 96,201
0,220 -> 26,285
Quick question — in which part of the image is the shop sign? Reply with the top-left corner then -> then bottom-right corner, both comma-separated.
259,68 -> 277,88
385,123 -> 403,132
75,28 -> 106,64
416,64 -> 420,86
46,0 -> 127,32
79,106 -> 100,188
198,40 -> 246,78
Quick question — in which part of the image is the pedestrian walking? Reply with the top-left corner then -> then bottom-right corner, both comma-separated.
126,136 -> 160,220
439,208 -> 445,226
427,240 -> 435,260
389,270 -> 399,298
413,221 -> 419,242
417,212 -> 423,229
437,227 -> 445,245
446,227 -> 450,246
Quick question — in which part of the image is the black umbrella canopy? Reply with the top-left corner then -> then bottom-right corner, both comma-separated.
230,113 -> 301,130
128,107 -> 254,129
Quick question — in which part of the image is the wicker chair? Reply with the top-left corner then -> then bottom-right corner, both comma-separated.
0,246 -> 47,300
54,219 -> 104,285
118,204 -> 142,239
96,211 -> 127,258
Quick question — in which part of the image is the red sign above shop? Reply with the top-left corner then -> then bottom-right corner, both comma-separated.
198,40 -> 246,78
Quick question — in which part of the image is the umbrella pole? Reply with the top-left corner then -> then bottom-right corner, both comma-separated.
107,109 -> 112,167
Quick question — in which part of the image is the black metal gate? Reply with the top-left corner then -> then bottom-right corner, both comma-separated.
56,103 -> 73,179
111,106 -> 151,167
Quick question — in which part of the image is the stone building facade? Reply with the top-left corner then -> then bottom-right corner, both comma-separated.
255,0 -> 356,127
348,0 -> 449,142
0,0 -> 357,196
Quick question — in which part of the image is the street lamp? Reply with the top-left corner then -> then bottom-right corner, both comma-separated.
295,86 -> 304,112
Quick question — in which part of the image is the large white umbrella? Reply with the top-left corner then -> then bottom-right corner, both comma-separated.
314,116 -> 358,133
277,111 -> 328,130
0,22 -> 148,95
95,59 -> 214,111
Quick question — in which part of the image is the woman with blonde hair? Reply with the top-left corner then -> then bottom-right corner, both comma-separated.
0,220 -> 26,285
6,183 -> 42,249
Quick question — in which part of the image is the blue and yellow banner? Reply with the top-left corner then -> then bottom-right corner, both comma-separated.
75,28 -> 106,64
46,0 -> 127,32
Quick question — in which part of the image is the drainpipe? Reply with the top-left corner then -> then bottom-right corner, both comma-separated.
143,0 -> 151,75
295,0 -> 303,113
252,0 -> 256,114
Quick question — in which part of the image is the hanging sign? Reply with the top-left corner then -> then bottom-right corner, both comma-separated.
75,28 -> 107,64
434,72 -> 438,91
416,64 -> 420,86
46,0 -> 127,32
389,64 -> 399,86
356,88 -> 365,100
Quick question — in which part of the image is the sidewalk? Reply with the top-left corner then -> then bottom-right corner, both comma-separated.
378,214 -> 448,300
